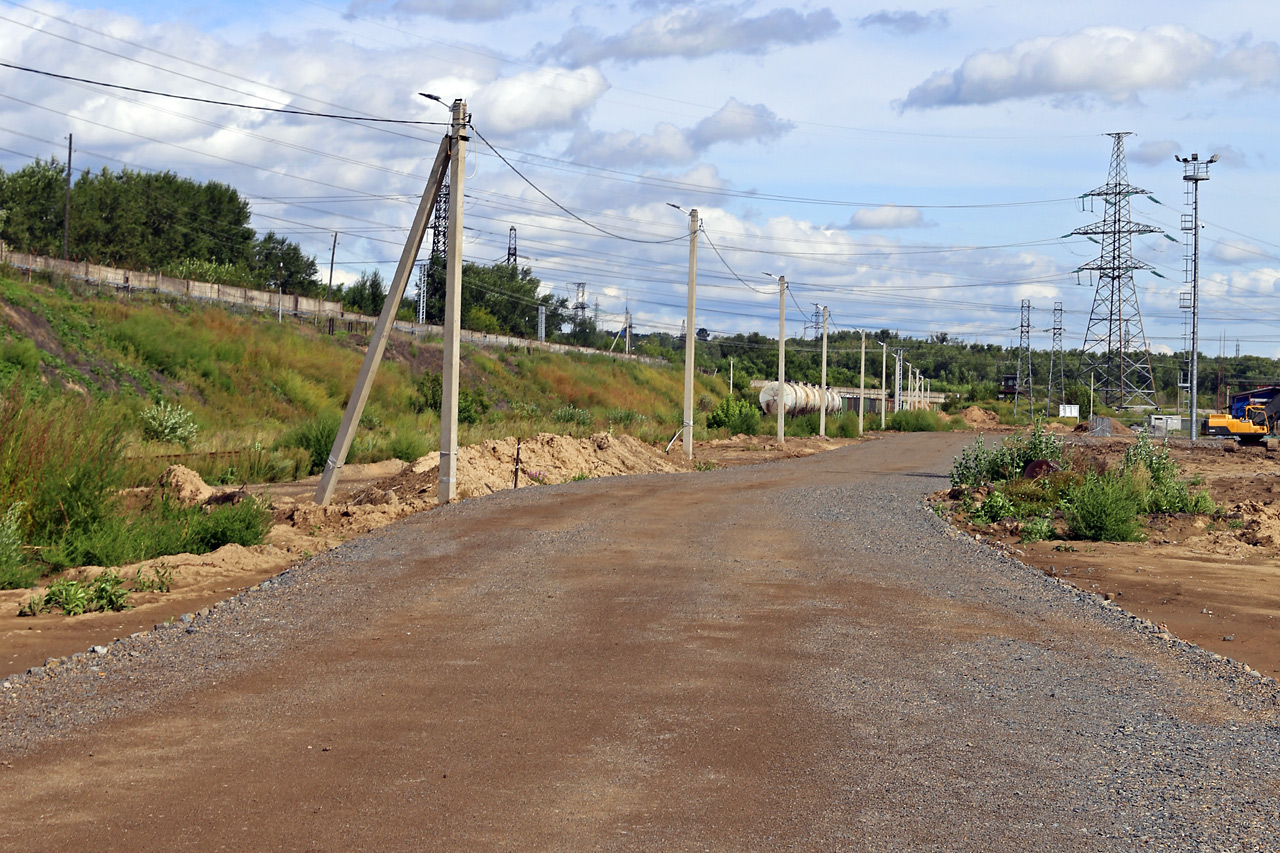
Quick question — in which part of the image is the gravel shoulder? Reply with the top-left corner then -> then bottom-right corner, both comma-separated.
1,432 -> 1278,851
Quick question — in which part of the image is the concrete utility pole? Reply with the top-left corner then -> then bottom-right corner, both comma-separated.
776,275 -> 787,444
858,329 -> 866,437
819,306 -> 829,438
63,133 -> 71,264
325,232 -> 337,304
439,98 -> 469,503
313,125 -> 453,506
683,208 -> 699,460
277,262 -> 284,323
904,362 -> 912,410
880,340 -> 887,430
729,357 -> 734,396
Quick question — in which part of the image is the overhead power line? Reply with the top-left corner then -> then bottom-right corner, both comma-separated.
0,62 -> 450,125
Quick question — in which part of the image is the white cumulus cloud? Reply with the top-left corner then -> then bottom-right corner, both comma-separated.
901,25 -> 1280,109
473,67 -> 610,135
536,4 -> 839,67
845,205 -> 926,230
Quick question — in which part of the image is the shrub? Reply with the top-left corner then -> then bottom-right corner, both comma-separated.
187,496 -> 273,551
387,432 -> 430,463
1122,432 -> 1214,514
1020,516 -> 1054,543
0,501 -> 37,589
415,372 -> 443,413
950,419 -> 1064,487
1,338 -> 40,371
277,412 -> 342,476
706,395 -> 761,435
1066,472 -> 1143,542
973,490 -> 1016,524
139,400 -> 199,447
888,409 -> 951,432
0,379 -> 129,551
553,404 -> 593,426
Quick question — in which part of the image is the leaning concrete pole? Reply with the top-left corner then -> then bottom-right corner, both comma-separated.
777,276 -> 786,445
313,133 -> 451,506
819,306 -> 828,438
439,99 -> 469,504
682,208 -> 698,460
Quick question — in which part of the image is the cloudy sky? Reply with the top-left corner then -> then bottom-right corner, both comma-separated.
3,0 -> 1279,358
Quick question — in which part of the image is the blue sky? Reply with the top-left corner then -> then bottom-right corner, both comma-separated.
3,0 -> 1280,357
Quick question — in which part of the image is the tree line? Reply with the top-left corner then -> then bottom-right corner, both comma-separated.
0,158 -> 579,338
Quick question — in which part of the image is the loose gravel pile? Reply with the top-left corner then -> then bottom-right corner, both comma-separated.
2,433 -> 1278,851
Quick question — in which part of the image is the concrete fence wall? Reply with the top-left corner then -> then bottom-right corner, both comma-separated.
0,242 -> 666,366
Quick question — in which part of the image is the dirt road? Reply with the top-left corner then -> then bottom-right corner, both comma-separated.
2,433 -> 1278,850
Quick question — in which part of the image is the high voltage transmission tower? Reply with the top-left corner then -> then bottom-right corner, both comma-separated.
430,175 -> 450,259
1072,132 -> 1157,409
507,226 -> 518,266
571,282 -> 589,326
1046,301 -> 1065,416
1014,299 -> 1033,417
415,262 -> 428,324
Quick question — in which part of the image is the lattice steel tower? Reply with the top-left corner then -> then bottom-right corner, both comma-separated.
1014,299 -> 1033,417
1045,301 -> 1065,416
1073,133 -> 1157,409
507,226 -> 518,266
430,176 -> 450,259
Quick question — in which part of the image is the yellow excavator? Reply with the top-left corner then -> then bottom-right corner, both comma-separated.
1202,396 -> 1280,444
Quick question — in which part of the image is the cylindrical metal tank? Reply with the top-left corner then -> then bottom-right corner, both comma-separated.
758,382 -> 843,416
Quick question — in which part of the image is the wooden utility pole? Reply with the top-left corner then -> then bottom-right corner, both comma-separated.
682,208 -> 698,460
313,133 -> 452,506
859,330 -> 866,437
819,306 -> 829,438
777,276 -> 786,445
438,98 -> 469,504
62,134 -> 71,264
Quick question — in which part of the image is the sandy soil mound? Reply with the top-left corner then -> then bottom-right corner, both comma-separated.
961,406 -> 999,428
373,432 -> 686,500
159,465 -> 214,506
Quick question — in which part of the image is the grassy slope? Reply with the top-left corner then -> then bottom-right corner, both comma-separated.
0,271 -> 728,484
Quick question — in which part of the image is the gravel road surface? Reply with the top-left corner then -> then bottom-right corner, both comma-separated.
2,432 -> 1278,851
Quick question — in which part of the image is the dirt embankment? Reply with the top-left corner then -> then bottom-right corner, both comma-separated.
2,433 -> 852,674
944,436 -> 1280,680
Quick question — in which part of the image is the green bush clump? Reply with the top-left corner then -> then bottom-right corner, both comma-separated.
277,412 -> 342,476
553,404 -> 593,426
0,379 -> 129,585
20,570 -> 132,617
48,496 -> 273,570
972,490 -> 1016,524
413,372 -> 487,424
706,395 -> 761,434
1066,472 -> 1143,542
1,338 -> 40,371
0,501 -> 36,588
139,399 -> 199,447
950,419 -> 1064,487
387,432 -> 430,463
888,409 -> 952,432
1122,433 -> 1215,514
1020,516 -> 1054,543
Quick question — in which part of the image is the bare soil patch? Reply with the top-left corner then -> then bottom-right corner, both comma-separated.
1,432 -> 853,674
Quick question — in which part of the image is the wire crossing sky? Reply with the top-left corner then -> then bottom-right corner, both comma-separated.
1,0 -> 1278,353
